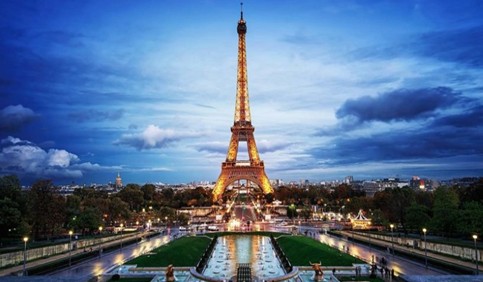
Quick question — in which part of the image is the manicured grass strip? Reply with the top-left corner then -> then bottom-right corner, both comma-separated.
277,235 -> 364,266
125,236 -> 211,267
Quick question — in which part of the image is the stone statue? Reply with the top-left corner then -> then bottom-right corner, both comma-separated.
166,264 -> 175,282
310,261 -> 323,281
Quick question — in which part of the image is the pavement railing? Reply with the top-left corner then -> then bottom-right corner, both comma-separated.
0,231 -> 144,269
0,231 -> 157,277
340,231 -> 478,274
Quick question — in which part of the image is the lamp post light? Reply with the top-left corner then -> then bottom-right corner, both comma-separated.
120,223 -> 124,251
422,228 -> 428,269
473,234 -> 479,275
68,230 -> 73,266
390,224 -> 395,256
98,226 -> 103,258
23,237 -> 28,276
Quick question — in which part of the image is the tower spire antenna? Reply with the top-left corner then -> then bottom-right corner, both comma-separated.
240,1 -> 243,20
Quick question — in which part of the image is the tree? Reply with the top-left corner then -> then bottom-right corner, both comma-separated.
28,180 -> 66,239
458,201 -> 483,235
108,197 -> 131,224
369,209 -> 388,227
299,206 -> 312,221
0,175 -> 27,238
65,195 -> 82,229
0,198 -> 22,237
431,187 -> 459,236
141,184 -> 156,204
0,175 -> 23,203
405,203 -> 431,231
287,204 -> 297,219
74,207 -> 103,234
117,184 -> 144,211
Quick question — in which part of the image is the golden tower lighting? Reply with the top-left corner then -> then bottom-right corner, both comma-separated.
212,4 -> 273,202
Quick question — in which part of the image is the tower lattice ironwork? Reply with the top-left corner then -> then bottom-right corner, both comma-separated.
212,6 -> 274,202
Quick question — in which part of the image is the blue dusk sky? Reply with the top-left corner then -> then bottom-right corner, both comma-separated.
1,1 -> 482,185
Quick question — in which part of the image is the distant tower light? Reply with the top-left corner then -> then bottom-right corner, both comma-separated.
115,172 -> 123,189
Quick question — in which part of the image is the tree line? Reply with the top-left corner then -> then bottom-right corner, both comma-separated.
274,181 -> 483,237
1,174 -> 482,242
0,175 -> 212,241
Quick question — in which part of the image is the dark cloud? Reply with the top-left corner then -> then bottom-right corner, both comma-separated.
416,25 -> 483,67
68,109 -> 125,123
0,28 -> 145,108
313,98 -> 483,166
432,105 -> 483,128
312,126 -> 483,165
0,104 -> 37,131
336,87 -> 461,122
315,85 -> 483,167
349,25 -> 483,68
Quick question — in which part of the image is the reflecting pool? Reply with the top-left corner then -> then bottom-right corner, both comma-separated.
202,235 -> 285,280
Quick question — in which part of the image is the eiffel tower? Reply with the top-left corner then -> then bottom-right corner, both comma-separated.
212,4 -> 274,202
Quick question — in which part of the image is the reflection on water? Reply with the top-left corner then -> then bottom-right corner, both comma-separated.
203,235 -> 285,280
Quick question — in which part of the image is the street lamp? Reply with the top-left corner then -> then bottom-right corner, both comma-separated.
23,237 -> 28,276
68,230 -> 73,266
473,234 -> 479,275
120,223 -> 124,251
98,226 -> 103,258
390,224 -> 395,256
422,228 -> 427,269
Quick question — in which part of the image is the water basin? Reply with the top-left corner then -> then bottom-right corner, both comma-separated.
202,235 -> 285,280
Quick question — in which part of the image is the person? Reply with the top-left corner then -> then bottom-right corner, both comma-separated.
166,264 -> 175,282
310,261 -> 323,281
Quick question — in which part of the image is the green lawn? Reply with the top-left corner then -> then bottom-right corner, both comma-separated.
277,235 -> 364,266
124,232 -> 362,268
125,236 -> 212,267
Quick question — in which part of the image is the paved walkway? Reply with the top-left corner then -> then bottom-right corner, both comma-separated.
339,230 -> 479,273
296,226 -> 450,278
0,231 -> 161,277
47,233 -> 171,281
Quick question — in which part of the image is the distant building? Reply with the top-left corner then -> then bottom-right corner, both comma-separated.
362,181 -> 382,197
344,176 -> 353,184
115,172 -> 123,189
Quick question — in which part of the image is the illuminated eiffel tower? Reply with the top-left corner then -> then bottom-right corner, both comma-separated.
212,4 -> 274,202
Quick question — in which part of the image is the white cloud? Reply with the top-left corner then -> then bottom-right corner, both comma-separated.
114,124 -> 202,150
0,136 -> 107,179
47,149 -> 79,167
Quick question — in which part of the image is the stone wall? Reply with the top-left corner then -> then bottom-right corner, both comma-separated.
0,233 -> 135,268
356,232 -> 481,263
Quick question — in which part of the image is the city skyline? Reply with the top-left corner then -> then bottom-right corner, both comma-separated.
1,1 -> 483,185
